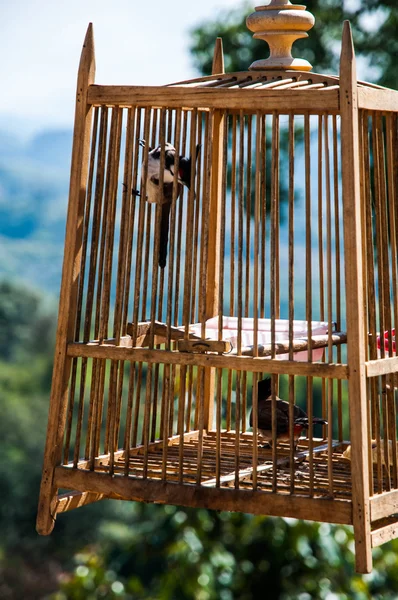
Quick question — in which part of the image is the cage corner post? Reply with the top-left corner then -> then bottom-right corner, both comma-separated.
36,23 -> 96,535
202,43 -> 226,432
340,20 -> 372,573
203,112 -> 225,431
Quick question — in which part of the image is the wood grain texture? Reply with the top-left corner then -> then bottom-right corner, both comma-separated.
339,20 -> 372,573
366,357 -> 398,377
212,38 -> 225,75
56,490 -> 121,514
67,343 -> 349,378
203,109 -> 225,430
87,85 -> 339,112
371,489 -> 398,522
36,23 -> 96,536
358,86 -> 398,112
371,520 -> 398,548
54,466 -> 353,525
178,339 -> 232,354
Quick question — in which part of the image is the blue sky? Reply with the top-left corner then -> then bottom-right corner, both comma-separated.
1,0 -> 381,138
1,0 -> 240,136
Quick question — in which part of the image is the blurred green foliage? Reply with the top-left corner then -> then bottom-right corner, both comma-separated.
53,505 -> 398,599
190,1 -> 398,90
3,2 -> 398,598
0,280 -> 54,363
0,279 -> 397,599
0,281 -> 120,598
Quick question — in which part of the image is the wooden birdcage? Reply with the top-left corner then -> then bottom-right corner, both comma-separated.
37,0 -> 398,573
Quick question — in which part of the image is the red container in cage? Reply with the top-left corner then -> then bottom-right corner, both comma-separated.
377,329 -> 396,353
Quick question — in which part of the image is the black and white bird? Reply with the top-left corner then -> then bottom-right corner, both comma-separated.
141,141 -> 200,268
250,377 -> 328,449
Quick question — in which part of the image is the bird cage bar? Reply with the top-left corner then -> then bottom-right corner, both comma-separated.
55,101 -> 352,485
360,107 -> 398,498
37,14 -> 398,575
56,105 -> 350,371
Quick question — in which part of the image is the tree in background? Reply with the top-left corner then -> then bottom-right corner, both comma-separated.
4,2 -> 398,598
190,0 -> 398,89
52,2 -> 398,598
54,503 -> 398,599
0,280 -> 54,363
0,281 -> 119,599
190,1 -> 398,225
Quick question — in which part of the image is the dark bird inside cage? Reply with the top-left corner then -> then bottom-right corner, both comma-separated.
250,377 -> 328,450
139,140 -> 201,268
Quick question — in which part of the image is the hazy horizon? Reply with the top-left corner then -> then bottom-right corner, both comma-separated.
2,0 -> 238,136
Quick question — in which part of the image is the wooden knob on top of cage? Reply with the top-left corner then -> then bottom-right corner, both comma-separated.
246,0 -> 315,71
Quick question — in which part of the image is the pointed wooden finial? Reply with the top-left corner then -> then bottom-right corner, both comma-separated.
212,37 -> 225,75
246,1 -> 315,71
340,20 -> 356,80
79,23 -> 96,86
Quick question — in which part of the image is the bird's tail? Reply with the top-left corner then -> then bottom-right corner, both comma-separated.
187,144 -> 201,185
180,144 -> 201,189
295,417 -> 328,427
159,202 -> 171,269
189,143 -> 201,167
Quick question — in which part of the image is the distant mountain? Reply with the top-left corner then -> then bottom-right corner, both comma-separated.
25,130 -> 73,168
0,124 -> 338,324
0,128 -> 72,293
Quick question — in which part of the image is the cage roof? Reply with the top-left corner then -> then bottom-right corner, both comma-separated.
167,71 -> 388,92
163,0 -> 390,95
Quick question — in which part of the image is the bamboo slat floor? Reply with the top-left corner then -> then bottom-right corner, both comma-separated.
66,432 -> 355,500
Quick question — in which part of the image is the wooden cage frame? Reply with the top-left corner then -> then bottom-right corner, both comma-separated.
36,16 -> 398,574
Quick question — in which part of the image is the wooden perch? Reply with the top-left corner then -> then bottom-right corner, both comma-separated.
126,320 -> 203,347
126,321 -> 232,353
234,332 -> 347,357
178,339 -> 232,354
102,326 -> 347,356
